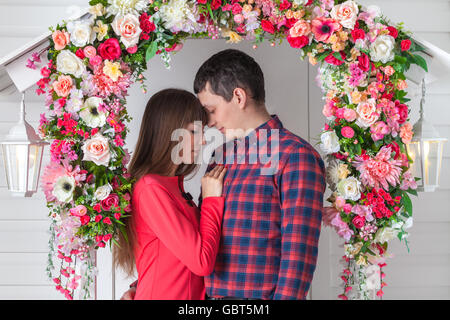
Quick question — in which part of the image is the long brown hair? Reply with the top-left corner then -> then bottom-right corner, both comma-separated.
113,88 -> 208,277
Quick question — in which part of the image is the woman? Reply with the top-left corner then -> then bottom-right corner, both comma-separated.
114,88 -> 227,300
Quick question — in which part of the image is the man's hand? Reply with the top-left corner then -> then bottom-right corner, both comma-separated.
120,287 -> 136,300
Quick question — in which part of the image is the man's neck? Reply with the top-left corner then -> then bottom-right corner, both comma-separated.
238,107 -> 272,138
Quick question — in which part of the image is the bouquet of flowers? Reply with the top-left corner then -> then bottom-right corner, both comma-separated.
29,0 -> 426,299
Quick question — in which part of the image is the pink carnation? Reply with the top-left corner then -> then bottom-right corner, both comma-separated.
341,126 -> 355,138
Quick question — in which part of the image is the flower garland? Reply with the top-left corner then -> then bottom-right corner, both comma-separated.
28,0 -> 426,299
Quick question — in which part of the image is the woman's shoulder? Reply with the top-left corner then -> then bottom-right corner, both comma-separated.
133,173 -> 178,194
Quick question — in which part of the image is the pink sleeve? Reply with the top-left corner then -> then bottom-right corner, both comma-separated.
136,183 -> 224,276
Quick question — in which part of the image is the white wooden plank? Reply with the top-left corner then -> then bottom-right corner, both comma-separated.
0,285 -> 65,299
0,252 -> 52,285
0,220 -> 50,252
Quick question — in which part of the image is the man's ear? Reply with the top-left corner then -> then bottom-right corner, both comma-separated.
233,87 -> 248,110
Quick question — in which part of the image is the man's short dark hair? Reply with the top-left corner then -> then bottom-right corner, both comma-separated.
193,49 -> 265,105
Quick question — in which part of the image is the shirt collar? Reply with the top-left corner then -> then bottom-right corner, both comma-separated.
239,114 -> 283,146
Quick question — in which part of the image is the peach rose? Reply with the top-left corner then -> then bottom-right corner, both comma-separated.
383,66 -> 395,77
82,133 -> 111,166
330,0 -> 359,29
397,79 -> 408,90
344,108 -> 357,122
400,122 -> 413,144
112,13 -> 141,49
52,30 -> 70,51
52,75 -> 73,97
356,98 -> 379,128
83,45 -> 97,58
289,20 -> 311,37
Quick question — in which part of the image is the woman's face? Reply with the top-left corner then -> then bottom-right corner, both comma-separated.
178,121 -> 206,164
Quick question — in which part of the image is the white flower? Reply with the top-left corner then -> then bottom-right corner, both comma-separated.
66,88 -> 84,115
337,176 -> 361,201
94,183 -> 113,201
66,19 -> 95,47
112,13 -> 141,48
320,131 -> 340,154
370,35 -> 396,64
56,50 -> 87,78
403,217 -> 413,229
52,175 -> 76,203
157,0 -> 204,33
82,133 -> 111,166
106,0 -> 149,16
293,0 -> 309,6
80,97 -> 107,128
374,227 -> 398,243
330,0 -> 359,29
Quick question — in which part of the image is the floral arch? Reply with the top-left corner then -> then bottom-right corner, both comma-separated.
31,0 -> 427,300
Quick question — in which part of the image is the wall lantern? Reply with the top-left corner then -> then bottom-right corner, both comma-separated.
1,92 -> 48,197
406,79 -> 447,192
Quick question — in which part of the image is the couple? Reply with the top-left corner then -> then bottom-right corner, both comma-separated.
114,49 -> 326,300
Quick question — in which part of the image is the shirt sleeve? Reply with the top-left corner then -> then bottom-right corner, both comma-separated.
273,146 -> 326,300
137,183 -> 224,276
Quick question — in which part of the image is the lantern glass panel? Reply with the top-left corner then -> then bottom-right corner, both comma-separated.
406,141 -> 421,185
422,140 -> 444,188
1,144 -> 28,192
28,144 -> 43,192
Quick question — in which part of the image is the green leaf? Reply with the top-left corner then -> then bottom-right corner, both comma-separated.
405,188 -> 418,197
333,51 -> 344,62
402,192 -> 413,216
412,54 -> 428,72
145,41 -> 158,62
316,50 -> 331,62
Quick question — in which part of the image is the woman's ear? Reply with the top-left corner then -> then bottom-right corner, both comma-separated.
233,87 -> 248,109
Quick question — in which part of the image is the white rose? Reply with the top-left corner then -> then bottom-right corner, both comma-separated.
66,19 -> 95,47
370,35 -> 396,64
330,0 -> 359,29
320,131 -> 340,154
337,176 -> 361,201
82,133 -> 111,166
374,227 -> 398,243
293,0 -> 308,6
56,50 -> 86,78
80,97 -> 107,128
94,183 -> 113,200
52,175 -> 76,203
112,13 -> 141,48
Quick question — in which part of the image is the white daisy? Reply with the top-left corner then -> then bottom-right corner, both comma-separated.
79,97 -> 107,128
52,175 -> 76,203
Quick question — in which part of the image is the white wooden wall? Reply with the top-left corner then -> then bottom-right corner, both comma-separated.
0,0 -> 449,300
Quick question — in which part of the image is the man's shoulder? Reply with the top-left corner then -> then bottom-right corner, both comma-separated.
278,128 -> 321,160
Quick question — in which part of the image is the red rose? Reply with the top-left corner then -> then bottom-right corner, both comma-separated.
352,215 -> 366,229
287,35 -> 309,49
75,48 -> 85,60
114,212 -> 122,220
279,0 -> 291,11
98,38 -> 122,60
387,26 -> 398,39
261,20 -> 275,34
210,0 -> 222,10
401,39 -> 411,51
325,52 -> 346,66
103,217 -> 112,225
95,214 -> 103,222
351,28 -> 365,42
101,193 -> 120,211
80,215 -> 90,225
395,100 -> 409,124
357,53 -> 370,72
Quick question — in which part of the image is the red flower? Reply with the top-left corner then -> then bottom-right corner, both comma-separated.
197,0 -> 207,3
387,26 -> 398,39
401,39 -> 411,51
357,53 -> 370,72
139,13 -> 156,34
261,20 -> 275,34
93,203 -> 102,213
287,35 -> 309,49
352,215 -> 366,229
231,3 -> 242,14
75,48 -> 85,60
279,0 -> 291,11
395,100 -> 408,123
103,217 -> 112,225
325,52 -> 346,66
311,17 -> 341,42
98,38 -> 122,60
95,214 -> 103,222
210,0 -> 222,10
351,28 -> 365,42
80,215 -> 90,225
102,193 -> 120,211
114,212 -> 122,220
103,234 -> 113,242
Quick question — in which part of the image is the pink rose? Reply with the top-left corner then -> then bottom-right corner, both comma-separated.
52,75 -> 73,98
335,196 -> 346,209
401,39 -> 411,51
112,13 -> 142,49
357,53 -> 370,72
70,205 -> 87,217
98,38 -> 122,60
352,215 -> 366,229
325,52 -> 346,66
234,14 -> 244,25
83,46 -> 97,58
89,55 -> 103,66
232,3 -> 242,14
341,126 -> 355,138
330,0 -> 359,29
127,45 -> 138,54
103,234 -> 112,242
322,100 -> 337,118
101,193 -> 120,211
52,30 -> 70,51
343,108 -> 357,122
356,99 -> 379,128
383,66 -> 395,77
289,20 -> 311,38
82,133 -> 111,166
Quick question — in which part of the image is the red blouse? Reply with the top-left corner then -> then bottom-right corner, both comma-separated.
132,173 -> 224,300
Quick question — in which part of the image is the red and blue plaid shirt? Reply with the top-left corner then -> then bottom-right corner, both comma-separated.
198,115 -> 326,300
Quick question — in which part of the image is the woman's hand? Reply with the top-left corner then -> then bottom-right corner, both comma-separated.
201,165 -> 227,199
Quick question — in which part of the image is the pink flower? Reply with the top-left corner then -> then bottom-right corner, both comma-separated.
341,126 -> 355,138
102,193 -> 119,211
311,17 -> 341,43
352,204 -> 374,222
399,122 -> 413,144
400,169 -> 418,190
344,108 -> 357,122
70,205 -> 87,217
370,121 -> 390,141
352,215 -> 366,229
52,30 -> 70,50
353,146 -> 403,190
83,46 -> 97,58
89,55 -> 103,66
52,75 -> 73,97
324,52 -> 346,66
322,100 -> 337,118
98,38 -> 122,60
289,20 -> 311,38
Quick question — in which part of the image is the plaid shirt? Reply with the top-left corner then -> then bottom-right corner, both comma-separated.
198,115 -> 325,300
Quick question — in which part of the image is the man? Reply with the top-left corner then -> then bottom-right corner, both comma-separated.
122,49 -> 325,300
